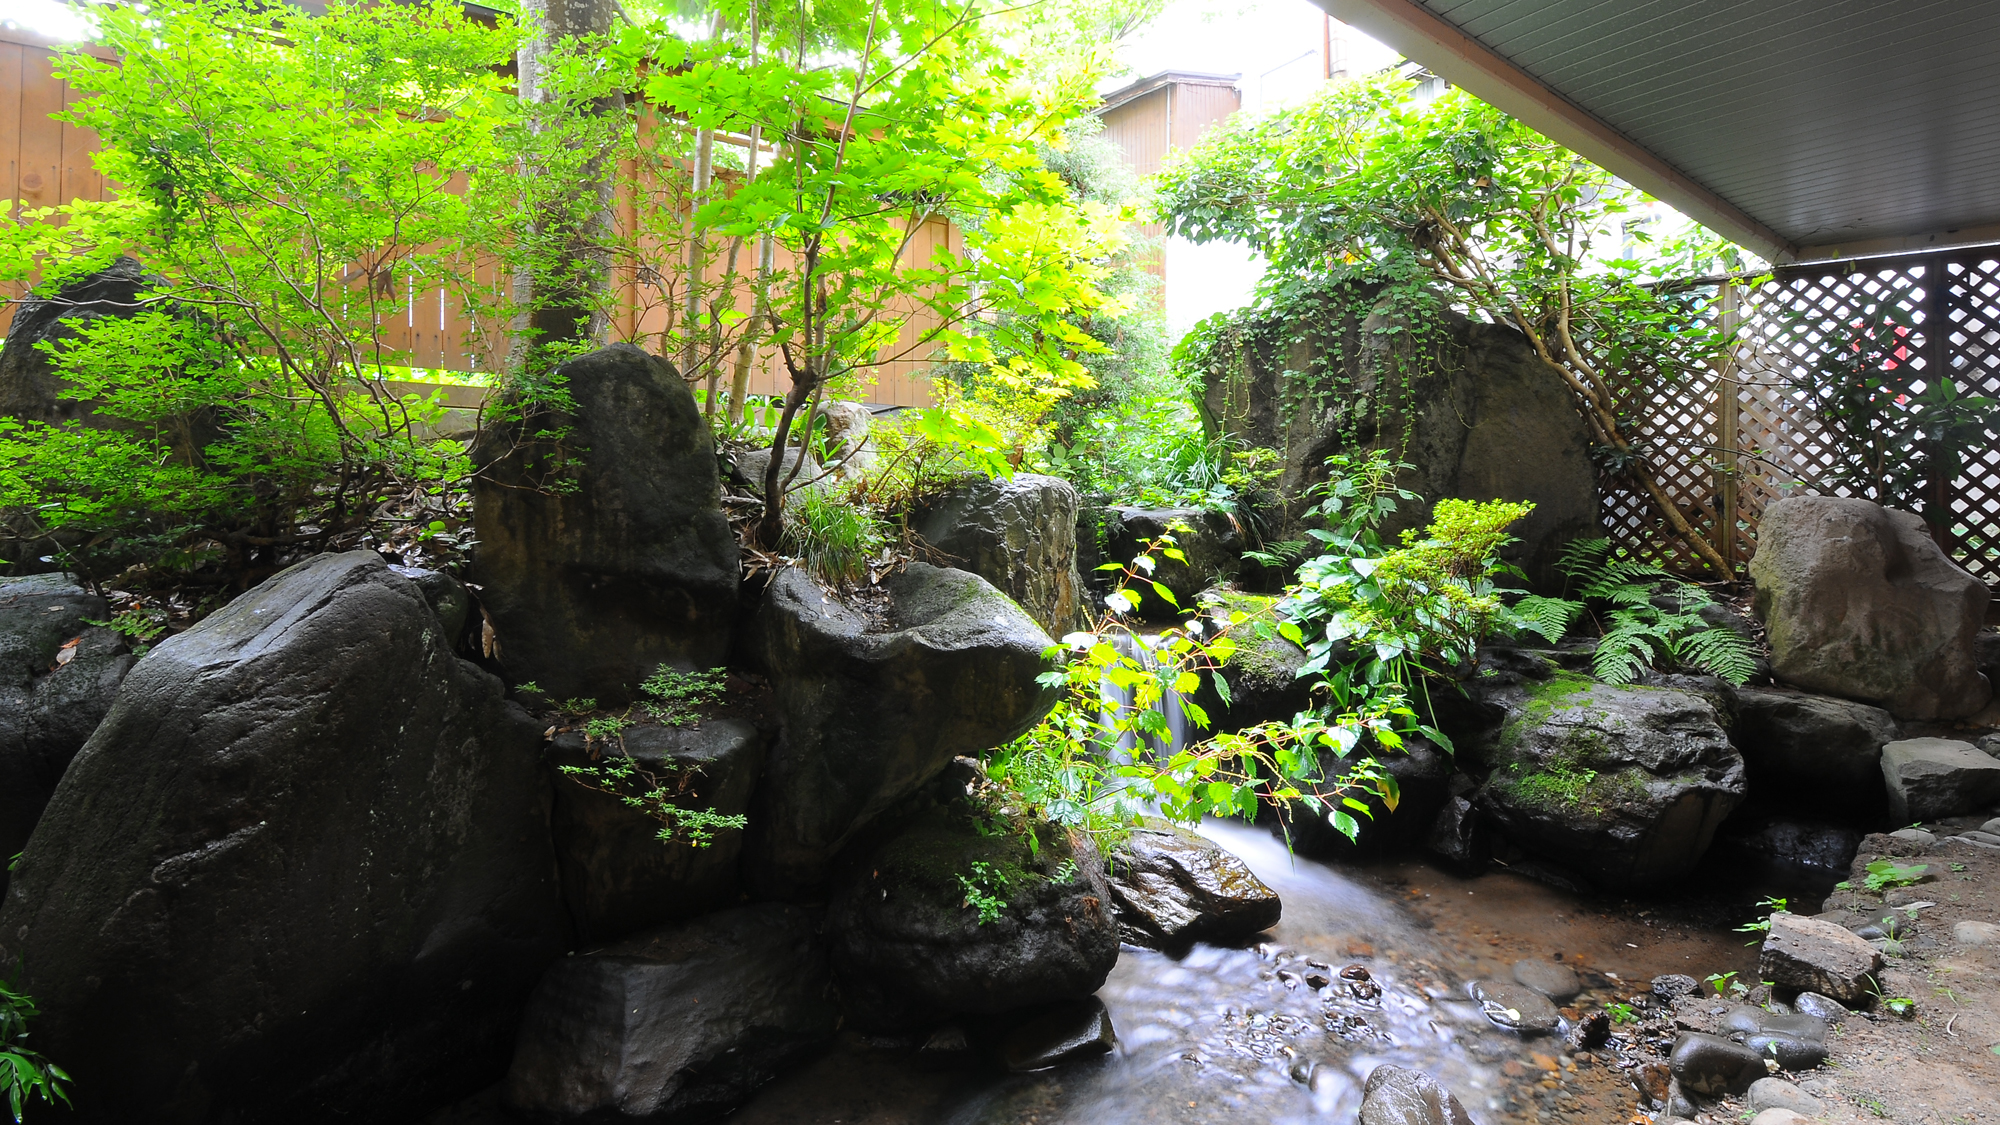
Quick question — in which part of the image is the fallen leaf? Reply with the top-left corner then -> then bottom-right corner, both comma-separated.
480,605 -> 500,660
54,636 -> 80,667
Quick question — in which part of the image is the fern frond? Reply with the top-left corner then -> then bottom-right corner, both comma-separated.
1509,595 -> 1583,643
1555,537 -> 1612,580
1671,624 -> 1758,686
1594,615 -> 1670,684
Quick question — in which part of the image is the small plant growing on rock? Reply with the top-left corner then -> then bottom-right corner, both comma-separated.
1511,538 -> 1756,684
639,666 -> 728,727
84,606 -> 169,656
781,487 -> 887,587
557,756 -> 746,850
1838,859 -> 1929,892
1604,1001 -> 1639,1025
957,861 -> 1012,925
1,969 -> 70,1122
1735,896 -> 1789,943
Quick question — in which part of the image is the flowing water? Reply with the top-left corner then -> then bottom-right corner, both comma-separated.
729,819 -> 1795,1125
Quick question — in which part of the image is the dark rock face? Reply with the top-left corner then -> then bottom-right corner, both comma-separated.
913,473 -> 1086,637
502,904 -> 836,1124
0,552 -> 571,1124
1357,1065 -> 1475,1125
0,257 -> 164,427
1101,506 -> 1241,615
1200,293 -> 1596,592
472,343 -> 738,704
1273,737 -> 1454,861
1751,496 -> 1990,720
826,812 -> 1119,1030
1469,674 -> 1745,888
1731,687 -> 1898,818
1000,997 -> 1117,1073
1670,1031 -> 1766,1097
389,564 -> 473,645
1427,794 -> 1494,875
1759,912 -> 1883,1004
1710,816 -> 1860,876
1880,737 -> 2000,821
1721,1006 -> 1829,1072
547,720 -> 764,942
1105,820 -> 1281,948
747,563 -> 1057,896
0,574 -> 134,896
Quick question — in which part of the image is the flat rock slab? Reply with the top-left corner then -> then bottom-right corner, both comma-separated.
1881,738 -> 2000,821
1107,821 -> 1281,947
1760,912 -> 1883,1004
1670,1031 -> 1766,1097
1748,1077 -> 1826,1115
1358,1065 -> 1475,1125
1471,979 -> 1561,1035
1510,958 -> 1581,1001
1001,997 -> 1116,1072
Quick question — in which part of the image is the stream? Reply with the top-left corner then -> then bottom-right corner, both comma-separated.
728,820 -> 1811,1125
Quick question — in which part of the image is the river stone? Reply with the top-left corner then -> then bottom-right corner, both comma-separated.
826,810 -> 1119,1030
1880,738 -> 2000,822
1470,676 -> 1745,888
1471,979 -> 1562,1035
1426,793 -> 1494,874
912,473 -> 1086,636
1199,291 -> 1596,592
0,552 -> 570,1124
1511,959 -> 1582,1002
546,719 -> 764,942
388,563 -> 472,643
1759,912 -> 1884,1004
1105,819 -> 1281,947
502,904 -> 836,1124
1101,506 -> 1240,616
1732,687 -> 1899,817
1954,919 -> 2000,946
747,563 -> 1056,896
1670,1031 -> 1766,1097
1790,991 -> 1848,1021
1001,996 -> 1117,1072
1723,1007 -> 1830,1071
0,573 -> 135,897
1357,1065 -> 1475,1125
1748,1077 -> 1826,1115
472,343 -> 738,704
1652,973 -> 1701,1000
1751,495 -> 1990,719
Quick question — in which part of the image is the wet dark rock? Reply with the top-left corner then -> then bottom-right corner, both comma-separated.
1731,687 -> 1898,817
388,564 -> 472,643
747,563 -> 1057,896
1670,1031 -> 1766,1096
1274,735 -> 1453,860
1751,495 -> 1990,720
912,473 -> 1086,636
1000,997 -> 1117,1072
1881,737 -> 2000,822
1747,1029 -> 1827,1071
502,904 -> 837,1124
546,720 -> 763,941
1665,1079 -> 1699,1119
1790,991 -> 1849,1021
1760,912 -> 1884,1004
1711,816 -> 1861,875
916,1024 -> 975,1070
826,810 -> 1119,1030
1426,793 -> 1494,874
1100,506 -> 1240,616
0,573 -> 134,897
472,343 -> 738,704
0,552 -> 570,1124
1105,819 -> 1281,947
1471,979 -> 1562,1035
1357,1064 -> 1475,1125
1635,1061 -> 1671,1103
1652,974 -> 1700,1001
1573,1010 -> 1611,1050
1511,959 -> 1581,1002
1468,675 -> 1745,888
1721,1006 -> 1829,1071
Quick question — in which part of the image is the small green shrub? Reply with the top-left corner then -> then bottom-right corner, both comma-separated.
957,860 -> 1012,925
781,487 -> 886,586
639,666 -> 727,727
1838,859 -> 1929,892
1509,538 -> 1757,685
1,971 -> 70,1123
84,606 -> 169,656
556,755 -> 746,849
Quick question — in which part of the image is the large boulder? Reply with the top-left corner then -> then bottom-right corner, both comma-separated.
1732,687 -> 1899,819
1758,911 -> 1882,1004
546,720 -> 764,942
472,343 -> 738,704
0,552 -> 571,1124
1105,820 -> 1281,947
1470,674 -> 1746,888
1750,495 -> 1990,720
1879,737 -> 2000,822
501,904 -> 837,1124
746,563 -> 1057,897
912,472 -> 1086,636
0,574 -> 134,896
0,257 -> 177,432
826,810 -> 1119,1030
1200,289 -> 1597,591
1100,506 -> 1241,616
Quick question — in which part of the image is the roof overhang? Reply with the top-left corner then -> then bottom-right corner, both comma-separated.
1318,0 -> 2000,263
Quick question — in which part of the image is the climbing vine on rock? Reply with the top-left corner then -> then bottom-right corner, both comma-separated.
1157,76 -> 1750,574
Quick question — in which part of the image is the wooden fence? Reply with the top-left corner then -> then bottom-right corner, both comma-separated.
0,25 -> 948,407
1604,244 -> 2000,585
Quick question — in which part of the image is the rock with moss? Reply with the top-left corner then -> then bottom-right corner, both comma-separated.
1469,672 -> 1745,888
912,473 -> 1086,636
825,808 -> 1119,1030
1191,591 -> 1314,734
746,563 -> 1059,897
1101,507 -> 1241,618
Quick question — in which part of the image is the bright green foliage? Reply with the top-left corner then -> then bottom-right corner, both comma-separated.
1509,760 -> 1598,810
1157,75 -> 1753,574
1513,539 -> 1757,684
956,861 -> 1012,925
84,607 -> 169,656
582,715 -> 631,742
1605,1001 -> 1638,1024
0,972 -> 69,1124
781,487 -> 888,587
556,755 -> 748,849
1838,859 -> 1929,893
639,666 -> 729,727
0,0 -> 511,581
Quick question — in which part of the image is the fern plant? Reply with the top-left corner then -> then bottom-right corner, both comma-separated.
1508,538 -> 1757,685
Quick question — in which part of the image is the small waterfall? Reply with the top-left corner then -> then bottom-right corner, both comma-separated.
1099,632 -> 1194,758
